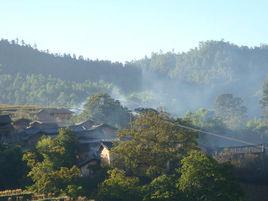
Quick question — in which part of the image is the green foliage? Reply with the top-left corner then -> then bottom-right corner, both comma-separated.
97,168 -> 142,201
0,145 -> 28,190
0,39 -> 142,93
135,40 -> 268,85
54,128 -> 78,167
261,77 -> 268,119
178,150 -> 244,201
79,167 -> 108,197
23,128 -> 82,197
142,175 -> 180,201
1,39 -> 268,119
77,93 -> 131,128
246,118 -> 267,131
112,111 -> 197,179
214,94 -> 247,129
0,73 -> 114,107
184,108 -> 227,148
132,40 -> 268,116
26,161 -> 80,196
184,108 -> 224,130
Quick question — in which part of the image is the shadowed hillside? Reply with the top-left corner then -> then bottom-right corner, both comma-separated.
1,39 -> 268,118
131,40 -> 268,116
0,39 -> 142,93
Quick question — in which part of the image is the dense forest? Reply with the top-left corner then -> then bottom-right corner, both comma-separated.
132,40 -> 268,116
1,39 -> 268,118
0,73 -> 114,106
0,39 -> 142,93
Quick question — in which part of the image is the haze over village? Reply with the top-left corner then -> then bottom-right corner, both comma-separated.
1,1 -> 268,201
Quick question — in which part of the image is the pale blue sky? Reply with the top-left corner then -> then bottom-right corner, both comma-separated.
0,0 -> 267,62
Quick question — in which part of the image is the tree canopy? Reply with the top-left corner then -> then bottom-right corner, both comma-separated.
97,169 -> 141,201
112,111 -> 198,179
23,129 -> 82,197
0,39 -> 142,93
178,150 -> 244,201
1,39 -> 268,117
77,93 -> 131,128
214,94 -> 247,129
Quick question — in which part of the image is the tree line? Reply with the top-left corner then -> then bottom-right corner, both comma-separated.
0,111 -> 245,201
2,39 -> 268,118
0,73 -> 114,106
0,39 -> 142,93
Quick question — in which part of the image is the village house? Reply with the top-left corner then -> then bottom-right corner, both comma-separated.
99,141 -> 113,166
19,121 -> 59,148
78,141 -> 114,177
74,123 -> 118,143
13,118 -> 31,132
1,114 -> 117,176
69,120 -> 118,176
35,108 -> 73,126
69,119 -> 95,132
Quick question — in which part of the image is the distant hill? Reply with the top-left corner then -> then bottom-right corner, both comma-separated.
134,40 -> 268,85
0,39 -> 142,93
1,39 -> 268,117
131,40 -> 268,116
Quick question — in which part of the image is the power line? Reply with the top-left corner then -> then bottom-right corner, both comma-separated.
177,124 -> 255,146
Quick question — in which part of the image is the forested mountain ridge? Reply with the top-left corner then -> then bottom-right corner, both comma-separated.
131,40 -> 268,116
0,73 -> 114,106
134,40 -> 268,85
1,39 -> 268,117
0,39 -> 142,93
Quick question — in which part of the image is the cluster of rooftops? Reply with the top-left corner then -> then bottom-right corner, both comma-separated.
0,108 -> 118,174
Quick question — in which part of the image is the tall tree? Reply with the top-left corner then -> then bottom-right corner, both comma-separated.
261,77 -> 268,121
214,94 -> 247,129
97,169 -> 141,201
23,129 -> 82,197
178,150 -> 244,201
142,174 -> 180,201
184,108 -> 224,130
112,111 -> 197,179
78,93 -> 131,128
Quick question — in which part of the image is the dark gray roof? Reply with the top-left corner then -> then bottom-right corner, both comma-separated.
134,107 -> 158,114
89,123 -> 117,131
28,121 -> 58,129
70,122 -> 117,133
13,118 -> 31,125
77,119 -> 95,128
24,127 -> 41,135
69,119 -> 96,132
29,121 -> 42,127
24,122 -> 59,135
0,115 -> 11,125
101,141 -> 113,149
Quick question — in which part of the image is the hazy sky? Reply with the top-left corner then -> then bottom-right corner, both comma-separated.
0,0 -> 267,62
